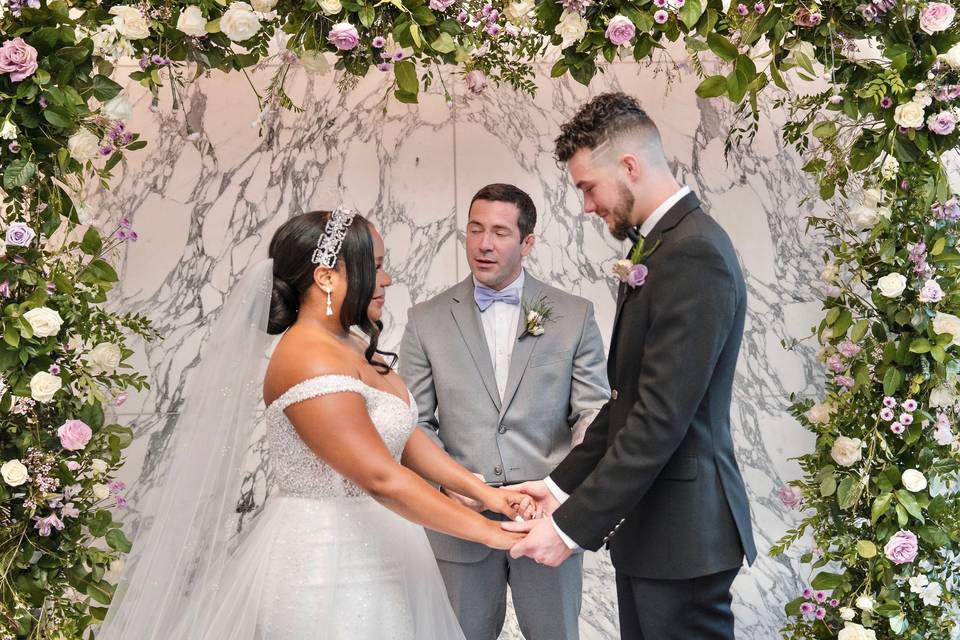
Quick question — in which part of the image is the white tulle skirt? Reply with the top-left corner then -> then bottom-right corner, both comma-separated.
173,494 -> 466,639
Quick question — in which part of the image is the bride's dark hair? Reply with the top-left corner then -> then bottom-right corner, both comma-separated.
267,210 -> 396,373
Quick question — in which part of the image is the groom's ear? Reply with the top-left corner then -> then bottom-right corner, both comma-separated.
620,153 -> 642,181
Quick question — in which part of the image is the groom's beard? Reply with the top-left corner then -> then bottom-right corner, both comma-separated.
608,182 -> 636,241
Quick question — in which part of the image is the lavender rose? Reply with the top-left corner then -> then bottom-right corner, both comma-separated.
778,485 -> 803,509
327,22 -> 360,50
605,14 -> 636,45
429,0 -> 456,10
58,419 -> 93,451
465,69 -> 488,94
627,263 -> 648,288
927,110 -> 957,135
884,530 -> 918,564
0,37 -> 39,82
919,2 -> 955,34
5,222 -> 35,247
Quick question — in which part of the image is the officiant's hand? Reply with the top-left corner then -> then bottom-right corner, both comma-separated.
506,480 -> 560,516
502,517 -> 572,567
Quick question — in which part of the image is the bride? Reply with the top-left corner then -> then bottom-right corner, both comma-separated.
99,209 -> 536,639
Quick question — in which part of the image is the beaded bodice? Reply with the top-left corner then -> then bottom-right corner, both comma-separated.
266,375 -> 417,498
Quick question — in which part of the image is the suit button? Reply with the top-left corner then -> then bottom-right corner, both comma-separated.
498,425 -> 507,434
611,389 -> 619,400
494,466 -> 503,476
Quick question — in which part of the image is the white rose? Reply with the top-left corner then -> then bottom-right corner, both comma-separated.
67,129 -> 100,163
932,312 -> 960,346
831,436 -> 863,467
555,11 -> 588,48
839,607 -> 856,621
176,5 -> 208,37
855,595 -> 874,611
299,50 -> 331,74
29,371 -> 62,403
101,95 -> 133,122
318,0 -> 343,15
862,188 -> 883,209
839,622 -> 877,640
849,205 -> 881,230
92,483 -> 111,500
108,5 -> 150,40
87,342 -> 122,373
821,262 -> 839,283
0,119 -> 17,141
23,307 -> 63,338
250,0 -> 277,11
505,0 -> 535,24
806,401 -> 834,424
894,101 -> 925,129
943,43 -> 960,69
91,458 -> 109,474
876,272 -> 907,298
901,469 -> 928,492
1,459 -> 28,487
220,2 -> 261,42
930,385 -> 957,409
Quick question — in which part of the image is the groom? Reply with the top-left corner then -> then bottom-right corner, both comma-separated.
400,183 -> 609,640
506,93 -> 757,639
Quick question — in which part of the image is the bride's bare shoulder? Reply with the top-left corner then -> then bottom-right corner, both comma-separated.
263,330 -> 361,406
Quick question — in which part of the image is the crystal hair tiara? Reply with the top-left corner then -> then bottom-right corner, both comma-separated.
311,207 -> 359,268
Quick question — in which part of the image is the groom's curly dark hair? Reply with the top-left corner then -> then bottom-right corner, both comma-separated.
554,92 -> 661,162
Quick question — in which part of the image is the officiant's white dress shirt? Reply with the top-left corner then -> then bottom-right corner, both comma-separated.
476,270 -> 525,401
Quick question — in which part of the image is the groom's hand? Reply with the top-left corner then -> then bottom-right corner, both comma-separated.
506,480 -> 560,516
501,517 -> 572,567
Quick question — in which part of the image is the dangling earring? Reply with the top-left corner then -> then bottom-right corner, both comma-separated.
325,289 -> 334,317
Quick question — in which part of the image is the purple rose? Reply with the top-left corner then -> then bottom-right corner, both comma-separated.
58,419 -> 92,451
0,37 -> 39,82
626,263 -> 648,288
5,221 -> 35,247
884,530 -> 918,564
327,22 -> 360,51
919,2 -> 955,34
927,111 -> 956,136
653,9 -> 669,23
778,485 -> 802,509
605,15 -> 636,45
465,69 -> 487,94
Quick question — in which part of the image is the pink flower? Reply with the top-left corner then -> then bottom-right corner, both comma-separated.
815,607 -> 826,620
736,3 -> 748,15
465,70 -> 487,94
826,355 -> 845,373
372,36 -> 386,48
0,37 -> 39,82
919,2 -> 955,34
778,485 -> 803,508
830,599 -> 839,607
799,602 -> 815,615
884,530 -> 918,564
327,22 -> 360,51
65,461 -> 81,472
57,419 -> 92,451
33,513 -> 65,537
653,9 -> 669,23
814,591 -> 827,602
605,15 -> 636,44
429,0 -> 455,9
0,281 -> 10,297
61,503 -> 80,518
802,587 -> 813,598
108,480 -> 126,493
891,421 -> 906,435
883,396 -> 897,408
115,495 -> 129,508
900,413 -> 914,426
754,1 -> 765,12
903,399 -> 918,412
838,341 -> 861,358
836,375 -> 855,390
793,7 -> 822,26
880,408 -> 895,422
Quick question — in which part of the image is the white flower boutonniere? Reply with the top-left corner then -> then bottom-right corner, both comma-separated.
520,296 -> 555,338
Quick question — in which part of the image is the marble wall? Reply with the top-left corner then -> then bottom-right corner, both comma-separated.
96,50 -> 830,639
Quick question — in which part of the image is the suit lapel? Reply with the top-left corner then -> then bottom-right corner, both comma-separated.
498,274 -> 543,419
450,278 -> 502,411
608,191 -> 702,354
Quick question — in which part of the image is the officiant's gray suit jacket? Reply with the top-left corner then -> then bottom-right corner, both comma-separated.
400,272 -> 610,562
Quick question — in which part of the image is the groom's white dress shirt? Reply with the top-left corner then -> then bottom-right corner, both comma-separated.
476,270 -> 525,401
545,185 -> 691,550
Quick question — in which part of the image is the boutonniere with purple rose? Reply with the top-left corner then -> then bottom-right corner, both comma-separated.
612,235 -> 661,289
519,296 -> 555,338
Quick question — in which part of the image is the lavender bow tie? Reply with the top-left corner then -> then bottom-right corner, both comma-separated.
474,285 -> 521,311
